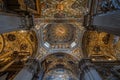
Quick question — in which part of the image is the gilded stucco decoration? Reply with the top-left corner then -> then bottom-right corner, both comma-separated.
83,31 -> 120,61
41,0 -> 87,18
0,30 -> 37,71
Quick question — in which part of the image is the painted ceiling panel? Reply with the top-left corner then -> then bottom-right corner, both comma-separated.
44,24 -> 76,44
83,31 -> 120,61
40,0 -> 87,18
0,30 -> 38,71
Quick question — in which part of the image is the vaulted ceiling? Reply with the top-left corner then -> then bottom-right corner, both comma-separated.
41,53 -> 79,80
40,0 -> 87,18
1,0 -> 120,76
42,23 -> 79,49
37,22 -> 84,60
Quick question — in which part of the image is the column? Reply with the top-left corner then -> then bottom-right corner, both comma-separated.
0,13 -> 34,34
13,59 -> 39,80
93,10 -> 120,36
80,59 -> 102,80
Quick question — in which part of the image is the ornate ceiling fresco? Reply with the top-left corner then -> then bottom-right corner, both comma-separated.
0,30 -> 37,72
41,23 -> 80,50
34,0 -> 86,62
43,24 -> 76,44
83,31 -> 120,61
40,0 -> 87,18
35,18 -> 85,61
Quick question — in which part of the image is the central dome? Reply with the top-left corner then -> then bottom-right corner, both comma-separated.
43,24 -> 76,44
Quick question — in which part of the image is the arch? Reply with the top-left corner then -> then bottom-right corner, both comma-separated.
40,52 -> 80,80
39,52 -> 80,63
43,68 -> 79,80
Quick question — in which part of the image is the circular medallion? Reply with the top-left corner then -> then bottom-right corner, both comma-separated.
7,34 -> 16,41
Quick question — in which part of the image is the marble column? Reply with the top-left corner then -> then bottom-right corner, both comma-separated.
80,59 -> 102,80
93,10 -> 120,36
13,59 -> 39,80
0,13 -> 34,34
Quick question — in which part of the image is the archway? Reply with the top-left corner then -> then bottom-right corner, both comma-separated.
40,53 -> 80,80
